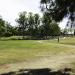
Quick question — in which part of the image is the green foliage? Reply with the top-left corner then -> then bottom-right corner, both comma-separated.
30,14 -> 40,37
16,11 -> 60,39
42,13 -> 52,37
28,12 -> 35,36
39,13 -> 60,39
40,0 -> 75,21
0,17 -> 19,37
0,17 -> 5,37
16,12 -> 40,39
16,11 -> 28,39
0,11 -> 61,39
49,22 -> 60,36
4,22 -> 13,37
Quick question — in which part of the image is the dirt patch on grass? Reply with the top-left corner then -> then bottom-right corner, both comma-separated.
0,54 -> 75,73
0,44 -> 75,73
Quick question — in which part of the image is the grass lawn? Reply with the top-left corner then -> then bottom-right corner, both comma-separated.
0,37 -> 75,64
0,37 -> 75,72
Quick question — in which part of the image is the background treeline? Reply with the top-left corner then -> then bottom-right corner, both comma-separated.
0,12 -> 60,40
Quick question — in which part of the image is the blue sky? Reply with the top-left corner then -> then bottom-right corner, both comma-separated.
0,0 -> 67,28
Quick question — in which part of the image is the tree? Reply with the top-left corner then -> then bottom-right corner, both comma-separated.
40,0 -> 75,22
42,12 -> 52,38
0,17 -> 5,37
33,14 -> 40,37
5,22 -> 13,37
16,11 -> 28,39
40,12 -> 60,39
49,22 -> 60,36
34,14 -> 40,28
12,26 -> 19,36
28,12 -> 35,36
16,11 -> 60,39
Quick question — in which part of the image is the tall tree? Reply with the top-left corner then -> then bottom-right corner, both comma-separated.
5,22 -> 13,37
49,22 -> 60,36
28,12 -> 35,36
0,17 -> 5,37
33,14 -> 40,37
34,14 -> 40,28
16,11 -> 28,39
42,12 -> 52,38
40,0 -> 75,22
39,13 -> 60,39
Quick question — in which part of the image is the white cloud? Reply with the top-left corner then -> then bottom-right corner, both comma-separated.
0,0 -> 41,25
59,18 -> 68,29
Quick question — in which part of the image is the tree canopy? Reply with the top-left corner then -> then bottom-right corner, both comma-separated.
0,17 -> 5,37
0,11 -> 60,40
16,11 -> 60,39
40,0 -> 75,22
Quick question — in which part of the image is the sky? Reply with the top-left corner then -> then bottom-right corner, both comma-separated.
59,17 -> 68,29
0,0 -> 67,28
0,0 -> 41,25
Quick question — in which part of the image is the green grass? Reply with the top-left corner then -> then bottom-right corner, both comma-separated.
0,37 -> 75,65
60,37 -> 75,45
